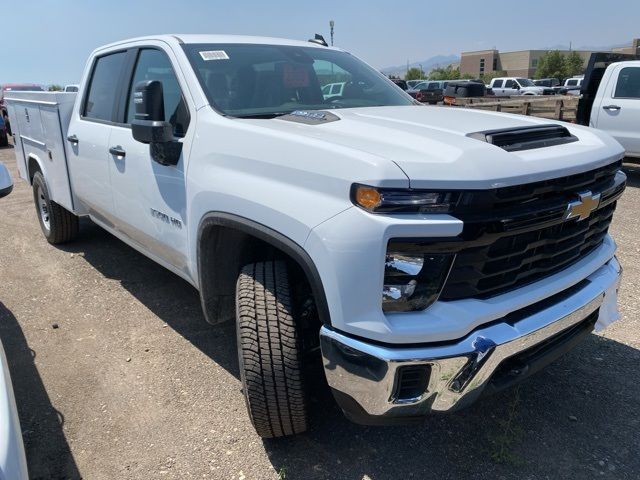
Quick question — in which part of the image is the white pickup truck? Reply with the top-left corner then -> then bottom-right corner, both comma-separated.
488,77 -> 554,96
5,34 -> 626,438
577,56 -> 640,159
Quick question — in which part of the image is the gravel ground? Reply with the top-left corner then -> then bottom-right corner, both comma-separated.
0,141 -> 639,480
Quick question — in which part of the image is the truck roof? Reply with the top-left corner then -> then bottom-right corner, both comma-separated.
93,34 -> 340,55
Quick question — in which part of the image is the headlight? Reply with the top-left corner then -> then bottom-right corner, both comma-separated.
351,184 -> 459,214
383,248 -> 454,312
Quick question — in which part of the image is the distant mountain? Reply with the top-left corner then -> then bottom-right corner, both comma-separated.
380,54 -> 459,78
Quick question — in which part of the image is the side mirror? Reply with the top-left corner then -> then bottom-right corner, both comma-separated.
514,84 -> 521,90
131,80 -> 182,166
0,162 -> 13,198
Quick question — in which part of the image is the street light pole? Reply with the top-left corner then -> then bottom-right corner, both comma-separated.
329,20 -> 334,46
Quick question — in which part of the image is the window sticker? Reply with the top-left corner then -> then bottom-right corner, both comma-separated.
199,50 -> 229,61
283,64 -> 309,88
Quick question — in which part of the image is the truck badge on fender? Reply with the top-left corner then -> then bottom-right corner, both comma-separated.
150,208 -> 182,229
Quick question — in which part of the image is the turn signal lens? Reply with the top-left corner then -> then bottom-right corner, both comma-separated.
351,184 -> 459,214
355,186 -> 382,210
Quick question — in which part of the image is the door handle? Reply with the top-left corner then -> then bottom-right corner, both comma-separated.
109,145 -> 126,158
67,134 -> 79,145
603,105 -> 621,111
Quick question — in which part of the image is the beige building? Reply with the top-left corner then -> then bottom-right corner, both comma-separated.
612,38 -> 640,55
460,38 -> 639,78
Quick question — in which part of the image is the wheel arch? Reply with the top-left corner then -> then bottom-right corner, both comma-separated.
196,212 -> 331,326
27,154 -> 45,185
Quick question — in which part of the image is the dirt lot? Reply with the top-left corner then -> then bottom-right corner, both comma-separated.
0,141 -> 639,480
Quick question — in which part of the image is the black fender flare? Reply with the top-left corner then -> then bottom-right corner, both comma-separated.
197,212 -> 331,326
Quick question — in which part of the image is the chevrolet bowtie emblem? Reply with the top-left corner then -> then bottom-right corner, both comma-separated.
564,191 -> 601,222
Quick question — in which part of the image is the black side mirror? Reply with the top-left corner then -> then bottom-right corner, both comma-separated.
0,163 -> 13,199
131,80 -> 182,166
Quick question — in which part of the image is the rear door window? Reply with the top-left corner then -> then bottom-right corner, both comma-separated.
83,52 -> 127,121
492,80 -> 503,88
614,67 -> 640,98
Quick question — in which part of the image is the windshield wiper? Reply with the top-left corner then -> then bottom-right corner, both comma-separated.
233,112 -> 292,119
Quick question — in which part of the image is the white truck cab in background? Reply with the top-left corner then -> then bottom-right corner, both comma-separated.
489,77 -> 553,96
588,61 -> 640,158
5,34 -> 627,439
577,54 -> 640,159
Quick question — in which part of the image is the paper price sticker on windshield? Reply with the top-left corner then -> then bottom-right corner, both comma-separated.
199,50 -> 229,61
283,64 -> 309,88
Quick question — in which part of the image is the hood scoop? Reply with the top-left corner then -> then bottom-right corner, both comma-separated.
467,125 -> 578,152
278,110 -> 340,125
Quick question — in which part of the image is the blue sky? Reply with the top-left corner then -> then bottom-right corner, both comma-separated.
1,0 -> 638,85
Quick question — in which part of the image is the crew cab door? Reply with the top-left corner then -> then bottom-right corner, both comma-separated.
491,79 -> 504,96
593,64 -> 640,157
503,79 -> 519,96
67,51 -> 129,220
107,46 -> 192,272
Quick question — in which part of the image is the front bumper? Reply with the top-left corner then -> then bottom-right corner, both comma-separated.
320,257 -> 621,425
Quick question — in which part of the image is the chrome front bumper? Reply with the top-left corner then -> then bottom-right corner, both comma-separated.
320,257 -> 621,424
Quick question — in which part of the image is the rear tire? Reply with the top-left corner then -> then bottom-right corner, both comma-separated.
236,260 -> 308,438
32,172 -> 79,244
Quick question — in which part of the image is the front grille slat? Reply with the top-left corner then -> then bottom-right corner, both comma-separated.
439,162 -> 624,301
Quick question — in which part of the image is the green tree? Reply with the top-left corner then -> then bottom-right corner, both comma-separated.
480,70 -> 508,83
428,66 -> 461,80
48,84 -> 63,91
405,67 -> 425,81
535,50 -> 567,79
564,51 -> 584,77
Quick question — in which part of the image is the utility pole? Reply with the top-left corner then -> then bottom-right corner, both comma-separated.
329,20 -> 334,46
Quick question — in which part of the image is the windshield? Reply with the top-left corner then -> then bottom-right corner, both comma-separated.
182,43 -> 414,117
517,78 -> 535,87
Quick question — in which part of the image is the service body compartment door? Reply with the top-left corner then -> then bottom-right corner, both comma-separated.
39,104 -> 74,210
5,102 -> 27,180
5,92 -> 77,210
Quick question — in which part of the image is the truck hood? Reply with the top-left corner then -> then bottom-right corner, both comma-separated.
260,105 -> 624,189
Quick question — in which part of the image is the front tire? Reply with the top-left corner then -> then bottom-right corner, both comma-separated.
32,172 -> 79,244
236,260 -> 308,438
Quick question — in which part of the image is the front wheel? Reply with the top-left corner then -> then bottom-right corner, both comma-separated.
236,260 -> 308,438
32,172 -> 79,244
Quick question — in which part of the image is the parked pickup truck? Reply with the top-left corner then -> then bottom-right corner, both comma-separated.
577,53 -> 640,159
6,35 -> 626,438
489,77 -> 554,96
406,81 -> 443,104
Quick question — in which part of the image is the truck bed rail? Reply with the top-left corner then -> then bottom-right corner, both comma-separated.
448,96 -> 579,122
